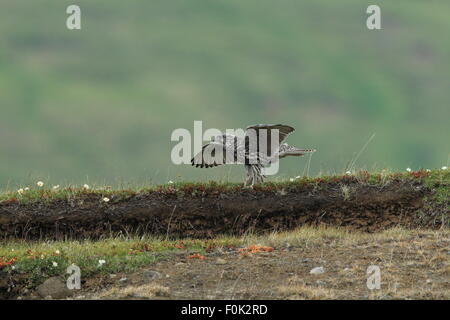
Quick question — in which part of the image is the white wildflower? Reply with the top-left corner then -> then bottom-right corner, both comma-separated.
52,262 -> 58,267
406,168 -> 412,172
289,178 -> 294,182
53,185 -> 60,190
37,181 -> 44,187
83,184 -> 90,190
345,171 -> 352,175
24,187 -> 29,191
102,197 -> 110,203
55,250 -> 60,255
442,166 -> 448,170
168,180 -> 174,184
17,188 -> 24,195
295,176 -> 301,179
98,259 -> 106,267
11,266 -> 15,270
426,169 -> 431,172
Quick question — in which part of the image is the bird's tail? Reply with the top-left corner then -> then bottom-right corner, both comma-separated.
296,148 -> 316,154
279,146 -> 316,158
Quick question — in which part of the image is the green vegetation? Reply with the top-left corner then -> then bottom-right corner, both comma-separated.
1,1 -> 449,186
0,236 -> 240,288
423,169 -> 450,205
1,226 -> 449,290
1,169 -> 448,205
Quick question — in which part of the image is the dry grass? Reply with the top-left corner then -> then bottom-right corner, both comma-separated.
239,225 -> 450,249
98,283 -> 170,299
2,225 -> 449,299
368,287 -> 450,300
277,284 -> 335,300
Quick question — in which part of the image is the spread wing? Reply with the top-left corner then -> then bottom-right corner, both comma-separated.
245,124 -> 295,157
191,134 -> 244,168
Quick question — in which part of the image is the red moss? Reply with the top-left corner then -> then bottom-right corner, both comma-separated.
187,253 -> 205,260
0,257 -> 17,268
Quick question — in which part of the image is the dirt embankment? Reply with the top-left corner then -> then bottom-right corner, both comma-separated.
0,178 -> 447,240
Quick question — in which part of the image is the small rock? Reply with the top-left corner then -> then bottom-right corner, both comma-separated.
426,279 -> 432,284
142,270 -> 162,281
36,277 -> 73,299
216,258 -> 227,265
310,267 -> 325,275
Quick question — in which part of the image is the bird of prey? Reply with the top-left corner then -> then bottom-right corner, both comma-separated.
191,124 -> 316,186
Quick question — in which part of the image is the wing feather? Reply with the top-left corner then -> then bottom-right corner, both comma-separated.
191,142 -> 230,168
245,124 -> 295,157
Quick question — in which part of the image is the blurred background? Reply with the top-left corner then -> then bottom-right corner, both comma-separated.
1,0 -> 449,188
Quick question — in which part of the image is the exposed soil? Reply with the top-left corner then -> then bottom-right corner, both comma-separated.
12,230 -> 450,300
0,178 -> 447,240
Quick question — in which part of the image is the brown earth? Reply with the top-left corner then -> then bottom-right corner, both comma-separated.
0,178 -> 446,240
16,229 -> 450,300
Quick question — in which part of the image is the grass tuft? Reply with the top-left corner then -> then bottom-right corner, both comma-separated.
1,169 -> 448,205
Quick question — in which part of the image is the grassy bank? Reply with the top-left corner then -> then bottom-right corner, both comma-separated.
1,168 -> 449,204
0,169 -> 449,239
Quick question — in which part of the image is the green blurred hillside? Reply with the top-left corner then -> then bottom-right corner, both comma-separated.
1,0 -> 449,187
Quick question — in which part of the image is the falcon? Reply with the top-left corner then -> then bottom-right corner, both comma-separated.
191,124 -> 316,186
